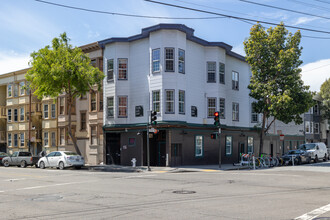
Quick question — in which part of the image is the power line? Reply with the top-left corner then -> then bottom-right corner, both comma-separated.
34,0 -> 226,20
302,63 -> 330,72
314,0 -> 330,5
288,0 -> 330,12
145,0 -> 330,34
238,0 -> 330,21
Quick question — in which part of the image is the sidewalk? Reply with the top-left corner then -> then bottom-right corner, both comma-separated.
87,163 -> 249,173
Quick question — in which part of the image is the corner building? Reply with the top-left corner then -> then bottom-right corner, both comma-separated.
100,24 -> 266,166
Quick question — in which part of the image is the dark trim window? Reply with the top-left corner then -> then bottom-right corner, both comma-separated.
248,136 -> 254,153
118,58 -> 128,80
44,104 -> 48,119
7,84 -> 12,97
251,103 -> 258,123
152,90 -> 160,113
219,62 -> 225,84
107,59 -> 114,81
219,98 -> 225,119
179,90 -> 185,114
20,133 -> 24,147
232,102 -> 239,121
8,133 -> 11,147
152,49 -> 160,73
207,62 -> 216,83
165,90 -> 174,114
232,71 -> 239,90
44,132 -> 48,147
20,107 -> 24,121
207,98 -> 216,118
51,104 -> 56,118
14,134 -> 18,147
225,136 -> 232,156
99,92 -> 103,111
80,112 -> 86,130
107,97 -> 114,118
118,96 -> 128,117
14,109 -> 18,122
195,135 -> 203,157
8,109 -> 11,122
165,48 -> 174,72
128,137 -> 136,146
178,49 -> 185,74
314,123 -> 319,134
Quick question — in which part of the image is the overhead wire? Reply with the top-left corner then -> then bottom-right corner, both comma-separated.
314,0 -> 330,5
288,0 -> 330,12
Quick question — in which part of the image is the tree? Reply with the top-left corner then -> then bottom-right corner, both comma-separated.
319,78 -> 330,124
26,33 -> 104,155
244,23 -> 313,155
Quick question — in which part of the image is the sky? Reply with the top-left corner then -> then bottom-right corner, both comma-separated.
0,0 -> 329,92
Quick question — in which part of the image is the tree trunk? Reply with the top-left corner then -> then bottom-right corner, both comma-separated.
67,94 -> 81,155
259,112 -> 267,156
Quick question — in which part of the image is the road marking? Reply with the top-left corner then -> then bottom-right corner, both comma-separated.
3,178 -> 26,182
117,175 -> 157,179
294,203 -> 330,220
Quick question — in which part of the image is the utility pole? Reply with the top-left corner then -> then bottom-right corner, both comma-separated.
146,110 -> 150,171
28,89 -> 32,153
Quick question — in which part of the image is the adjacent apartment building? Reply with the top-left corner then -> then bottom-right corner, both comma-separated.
99,23 -> 304,167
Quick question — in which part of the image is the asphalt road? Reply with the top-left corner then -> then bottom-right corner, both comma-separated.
1,163 -> 330,220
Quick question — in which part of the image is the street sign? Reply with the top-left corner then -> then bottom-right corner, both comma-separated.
280,134 -> 284,141
149,127 -> 155,133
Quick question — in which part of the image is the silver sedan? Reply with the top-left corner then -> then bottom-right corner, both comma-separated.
38,151 -> 84,170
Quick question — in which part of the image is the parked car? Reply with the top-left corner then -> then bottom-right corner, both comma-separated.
298,142 -> 327,163
2,151 -> 39,167
0,152 -> 8,165
282,150 -> 311,165
38,151 -> 84,170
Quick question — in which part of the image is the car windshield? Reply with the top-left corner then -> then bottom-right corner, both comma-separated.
64,152 -> 79,156
0,152 -> 7,156
287,150 -> 299,155
298,143 -> 316,150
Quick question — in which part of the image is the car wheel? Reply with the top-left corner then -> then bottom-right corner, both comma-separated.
324,154 -> 328,162
3,160 -> 9,167
297,157 -> 302,165
315,155 -> 319,163
20,161 -> 27,168
39,161 -> 45,169
307,157 -> 311,164
59,162 -> 65,170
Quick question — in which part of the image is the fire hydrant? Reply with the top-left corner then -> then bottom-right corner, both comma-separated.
131,158 -> 137,168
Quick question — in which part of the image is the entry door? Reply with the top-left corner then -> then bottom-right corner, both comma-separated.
157,142 -> 166,166
239,142 -> 245,161
106,133 -> 121,165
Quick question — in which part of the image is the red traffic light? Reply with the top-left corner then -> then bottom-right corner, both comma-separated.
214,112 -> 219,117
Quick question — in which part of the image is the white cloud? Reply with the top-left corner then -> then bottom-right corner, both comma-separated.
293,17 -> 318,25
301,59 -> 330,92
0,51 -> 30,75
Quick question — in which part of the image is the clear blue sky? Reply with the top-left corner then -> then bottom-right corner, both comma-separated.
0,0 -> 329,91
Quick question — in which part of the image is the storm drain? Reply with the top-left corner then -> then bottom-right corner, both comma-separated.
172,190 -> 196,194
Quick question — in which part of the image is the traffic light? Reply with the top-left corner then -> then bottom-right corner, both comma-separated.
214,111 -> 220,127
211,133 -> 217,139
151,111 -> 157,125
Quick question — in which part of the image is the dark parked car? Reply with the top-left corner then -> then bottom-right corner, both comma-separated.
0,152 -> 8,165
282,150 -> 311,165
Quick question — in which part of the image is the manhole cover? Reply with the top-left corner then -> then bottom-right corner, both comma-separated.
29,195 -> 63,202
173,190 -> 196,194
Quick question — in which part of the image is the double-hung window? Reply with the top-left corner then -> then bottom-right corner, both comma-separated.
107,59 -> 114,81
305,121 -> 311,133
14,109 -> 18,122
248,136 -> 254,153
314,123 -> 319,134
178,49 -> 185,74
207,62 -> 216,83
152,91 -> 160,113
99,92 -> 103,111
165,90 -> 174,114
7,84 -> 12,97
219,63 -> 225,84
91,91 -> 96,111
60,128 -> 65,145
118,58 -> 128,80
51,132 -> 56,147
232,71 -> 239,90
225,136 -> 232,156
20,133 -> 24,147
195,135 -> 203,157
207,98 -> 216,118
8,109 -> 12,122
44,104 -> 48,119
251,103 -> 258,123
20,107 -> 24,121
44,132 -> 48,147
232,102 -> 239,121
91,126 -> 97,145
219,98 -> 225,119
118,96 -> 128,117
8,133 -> 11,147
51,104 -> 56,118
80,112 -> 86,130
152,49 -> 160,73
19,81 -> 25,96
165,48 -> 174,72
59,98 -> 65,115
107,97 -> 114,118
14,134 -> 18,147
179,90 -> 185,114
14,84 -> 18,97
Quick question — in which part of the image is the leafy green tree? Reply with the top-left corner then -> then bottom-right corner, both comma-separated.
26,33 -> 104,155
244,23 -> 313,155
319,78 -> 330,124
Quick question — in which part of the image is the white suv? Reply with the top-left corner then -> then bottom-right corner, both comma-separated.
298,143 -> 328,163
